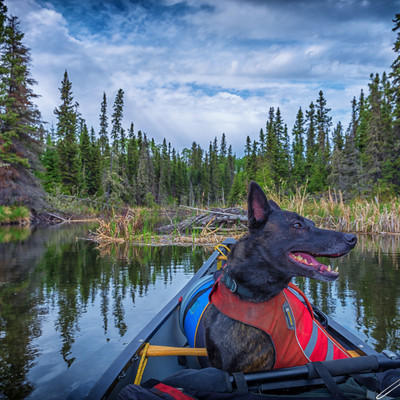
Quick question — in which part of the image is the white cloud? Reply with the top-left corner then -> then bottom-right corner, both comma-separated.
5,0 -> 399,155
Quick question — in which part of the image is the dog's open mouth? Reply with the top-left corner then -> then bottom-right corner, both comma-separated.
289,252 -> 341,278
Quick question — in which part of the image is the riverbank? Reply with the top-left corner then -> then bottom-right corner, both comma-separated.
6,190 -> 399,243
0,206 -> 30,225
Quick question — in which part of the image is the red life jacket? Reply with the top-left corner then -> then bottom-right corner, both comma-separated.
209,278 -> 351,370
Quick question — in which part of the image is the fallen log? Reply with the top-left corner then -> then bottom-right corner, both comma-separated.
157,206 -> 248,234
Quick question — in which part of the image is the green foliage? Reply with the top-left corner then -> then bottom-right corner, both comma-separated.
40,127 -> 61,192
0,205 -> 30,224
291,107 -> 306,185
0,14 -> 39,167
54,71 -> 79,192
228,169 -> 247,206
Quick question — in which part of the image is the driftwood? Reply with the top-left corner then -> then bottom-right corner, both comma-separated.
157,206 -> 248,234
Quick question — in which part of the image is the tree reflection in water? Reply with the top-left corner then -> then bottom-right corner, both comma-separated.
0,224 -> 206,399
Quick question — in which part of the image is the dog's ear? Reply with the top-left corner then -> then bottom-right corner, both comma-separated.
268,199 -> 281,210
248,181 -> 271,232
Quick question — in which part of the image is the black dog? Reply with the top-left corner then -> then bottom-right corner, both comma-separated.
202,181 -> 357,373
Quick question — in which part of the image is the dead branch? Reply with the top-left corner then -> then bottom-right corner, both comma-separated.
157,206 -> 248,234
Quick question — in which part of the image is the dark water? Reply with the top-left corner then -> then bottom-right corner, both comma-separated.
0,224 -> 400,399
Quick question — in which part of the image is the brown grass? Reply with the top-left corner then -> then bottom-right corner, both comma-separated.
262,185 -> 400,234
91,187 -> 400,247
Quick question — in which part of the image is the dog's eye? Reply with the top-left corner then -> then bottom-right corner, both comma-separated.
292,222 -> 302,229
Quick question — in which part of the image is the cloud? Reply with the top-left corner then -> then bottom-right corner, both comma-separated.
5,0 -> 399,155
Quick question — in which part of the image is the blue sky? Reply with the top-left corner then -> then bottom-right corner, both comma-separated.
6,0 -> 400,155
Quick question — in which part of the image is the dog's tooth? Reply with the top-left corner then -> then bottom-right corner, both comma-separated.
327,265 -> 332,271
334,267 -> 339,272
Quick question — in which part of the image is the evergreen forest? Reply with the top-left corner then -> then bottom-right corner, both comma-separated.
2,2 -> 400,211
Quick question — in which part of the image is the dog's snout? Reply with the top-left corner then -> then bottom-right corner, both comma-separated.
344,233 -> 357,247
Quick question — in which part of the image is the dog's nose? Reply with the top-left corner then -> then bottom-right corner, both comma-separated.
344,233 -> 357,247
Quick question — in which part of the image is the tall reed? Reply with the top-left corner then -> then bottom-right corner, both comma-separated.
91,208 -> 161,243
263,185 -> 400,234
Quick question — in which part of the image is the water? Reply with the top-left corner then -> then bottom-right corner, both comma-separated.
0,224 -> 207,400
1,225 -> 400,399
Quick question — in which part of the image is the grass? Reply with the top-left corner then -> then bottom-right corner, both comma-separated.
91,187 -> 400,246
263,186 -> 400,234
0,206 -> 30,225
91,208 -> 161,244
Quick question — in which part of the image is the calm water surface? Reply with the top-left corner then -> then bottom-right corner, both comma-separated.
0,224 -> 400,399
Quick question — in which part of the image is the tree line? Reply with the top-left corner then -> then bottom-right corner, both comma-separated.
1,1 -> 400,209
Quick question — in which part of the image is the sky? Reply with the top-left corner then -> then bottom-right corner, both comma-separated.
5,0 -> 400,155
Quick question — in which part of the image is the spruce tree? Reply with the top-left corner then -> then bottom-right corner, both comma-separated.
340,124 -> 361,196
291,107 -> 306,185
170,148 -> 178,202
78,122 -> 91,193
225,144 -> 235,196
310,91 -> 331,191
280,122 -> 291,183
158,138 -> 170,204
305,102 -> 316,179
98,92 -> 109,156
258,128 -> 266,155
89,127 -> 102,195
364,73 -> 384,190
327,122 -> 344,191
228,169 -> 247,206
136,138 -> 154,205
40,125 -> 61,192
110,89 -> 124,152
126,127 -> 139,187
201,151 -> 210,206
220,133 -> 227,158
274,108 -> 287,184
54,71 -> 79,191
219,133 -> 229,203
390,13 -> 400,122
265,107 -> 279,184
208,138 -> 220,203
0,0 -> 6,37
0,15 -> 41,166
355,90 -> 369,183
105,89 -> 124,202
175,152 -> 188,205
316,91 -> 332,158
244,135 -> 253,179
380,72 -> 398,192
